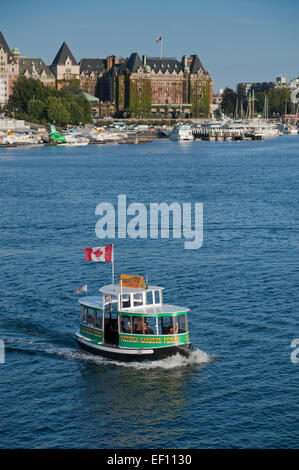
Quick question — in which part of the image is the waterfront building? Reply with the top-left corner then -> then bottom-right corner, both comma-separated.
237,81 -> 275,97
50,42 -> 80,90
211,88 -> 224,114
19,57 -> 55,87
79,58 -> 106,95
96,52 -> 212,118
0,31 -> 19,106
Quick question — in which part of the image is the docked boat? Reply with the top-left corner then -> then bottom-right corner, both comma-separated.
4,130 -> 40,145
170,123 -> 194,141
75,274 -> 192,362
277,123 -> 298,135
59,138 -> 89,146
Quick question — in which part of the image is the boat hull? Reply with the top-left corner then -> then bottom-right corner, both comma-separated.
75,331 -> 192,362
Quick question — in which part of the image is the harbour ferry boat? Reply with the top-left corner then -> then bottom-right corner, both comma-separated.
75,274 -> 192,362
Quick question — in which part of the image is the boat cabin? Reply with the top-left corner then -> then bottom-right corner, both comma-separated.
78,280 -> 190,351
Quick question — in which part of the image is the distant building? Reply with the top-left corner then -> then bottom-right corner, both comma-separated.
19,57 -> 55,87
276,75 -> 287,85
289,77 -> 299,89
237,81 -> 275,97
211,88 -> 224,114
96,52 -> 212,118
79,58 -> 106,95
0,31 -> 19,106
50,42 -> 80,89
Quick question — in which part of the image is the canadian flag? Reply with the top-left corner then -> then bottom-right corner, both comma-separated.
156,36 -> 162,43
84,245 -> 113,262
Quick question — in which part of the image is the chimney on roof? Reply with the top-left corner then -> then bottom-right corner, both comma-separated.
106,55 -> 119,71
142,55 -> 146,66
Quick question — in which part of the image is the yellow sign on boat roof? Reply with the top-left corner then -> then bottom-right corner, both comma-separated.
119,274 -> 146,289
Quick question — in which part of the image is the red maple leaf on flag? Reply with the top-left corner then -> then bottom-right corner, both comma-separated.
93,249 -> 103,258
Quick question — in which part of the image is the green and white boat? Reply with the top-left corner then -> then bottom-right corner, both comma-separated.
75,275 -> 192,361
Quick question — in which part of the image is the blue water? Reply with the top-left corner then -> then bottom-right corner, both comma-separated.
0,137 -> 298,449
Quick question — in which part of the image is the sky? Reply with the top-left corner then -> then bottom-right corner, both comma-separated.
1,0 -> 298,91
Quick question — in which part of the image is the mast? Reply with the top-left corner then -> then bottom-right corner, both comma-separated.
252,89 -> 255,127
234,97 -> 239,119
240,99 -> 244,120
112,243 -> 115,285
247,93 -> 251,123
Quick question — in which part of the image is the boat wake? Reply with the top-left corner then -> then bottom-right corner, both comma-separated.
121,348 -> 211,370
5,337 -> 211,370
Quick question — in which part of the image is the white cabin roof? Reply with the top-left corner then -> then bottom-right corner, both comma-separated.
78,295 -> 103,309
99,284 -> 164,295
121,304 -> 190,315
78,295 -> 189,315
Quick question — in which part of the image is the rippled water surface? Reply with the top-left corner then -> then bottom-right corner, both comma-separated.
0,137 -> 298,448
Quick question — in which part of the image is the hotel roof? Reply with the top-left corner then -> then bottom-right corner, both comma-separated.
51,41 -> 78,66
0,31 -> 13,60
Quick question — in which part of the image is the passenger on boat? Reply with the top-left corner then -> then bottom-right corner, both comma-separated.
87,313 -> 93,326
143,321 -> 154,335
169,322 -> 179,335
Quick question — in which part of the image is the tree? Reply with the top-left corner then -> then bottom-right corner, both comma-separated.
248,88 -> 291,116
8,76 -> 92,125
69,102 -> 83,125
46,97 -> 70,126
27,99 -> 46,121
221,88 -> 237,116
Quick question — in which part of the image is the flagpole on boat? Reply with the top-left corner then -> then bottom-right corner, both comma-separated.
112,243 -> 114,285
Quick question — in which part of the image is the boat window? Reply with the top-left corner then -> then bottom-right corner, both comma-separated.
120,315 -> 132,333
154,290 -> 161,304
132,316 -> 144,334
80,306 -> 85,322
121,295 -> 131,309
132,316 -> 157,335
95,309 -> 103,329
145,317 -> 157,335
160,316 -> 178,335
133,293 -> 143,306
81,307 -> 103,329
85,308 -> 94,327
146,291 -> 153,305
177,314 -> 187,333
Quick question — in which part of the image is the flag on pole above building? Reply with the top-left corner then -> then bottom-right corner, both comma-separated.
156,36 -> 162,43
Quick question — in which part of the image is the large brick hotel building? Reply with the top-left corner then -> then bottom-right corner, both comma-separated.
0,31 -> 213,118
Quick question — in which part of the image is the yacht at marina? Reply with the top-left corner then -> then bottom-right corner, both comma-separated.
170,123 -> 194,141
